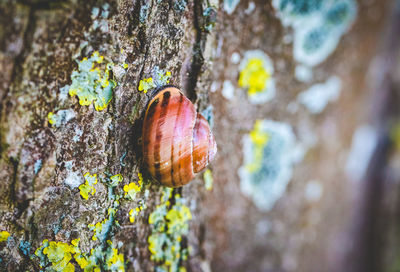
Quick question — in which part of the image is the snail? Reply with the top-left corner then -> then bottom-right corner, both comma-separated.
142,86 -> 217,187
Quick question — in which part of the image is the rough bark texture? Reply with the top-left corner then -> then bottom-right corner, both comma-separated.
1,0 -> 400,271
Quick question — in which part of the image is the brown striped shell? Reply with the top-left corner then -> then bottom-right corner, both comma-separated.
142,86 -> 217,188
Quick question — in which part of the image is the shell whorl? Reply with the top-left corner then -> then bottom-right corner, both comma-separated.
142,86 -> 217,187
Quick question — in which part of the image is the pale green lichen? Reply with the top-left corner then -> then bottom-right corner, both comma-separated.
102,173 -> 124,201
88,207 -> 118,242
79,173 -> 98,200
67,51 -> 116,111
109,174 -> 123,187
224,0 -> 240,15
47,109 -> 76,128
0,231 -> 10,242
91,3 -> 110,32
272,0 -> 357,66
138,67 -> 171,93
148,188 -> 191,272
238,119 -> 304,211
203,6 -> 217,32
203,169 -> 214,191
297,76 -> 342,114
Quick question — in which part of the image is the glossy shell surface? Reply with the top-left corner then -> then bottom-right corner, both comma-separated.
142,86 -> 217,187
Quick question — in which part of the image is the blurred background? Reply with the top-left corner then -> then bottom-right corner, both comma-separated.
1,0 -> 400,271
207,1 -> 400,271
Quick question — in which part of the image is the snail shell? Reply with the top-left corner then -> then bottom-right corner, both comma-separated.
142,86 -> 217,187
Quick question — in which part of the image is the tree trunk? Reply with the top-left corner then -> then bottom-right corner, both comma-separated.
0,0 -> 399,271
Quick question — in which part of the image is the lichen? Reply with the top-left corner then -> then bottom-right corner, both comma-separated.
88,207 -> 118,242
244,120 -> 270,173
238,120 -> 304,210
272,0 -> 357,66
19,240 -> 31,256
34,159 -> 42,174
65,170 -> 83,189
123,173 -> 145,223
105,241 -> 125,271
138,67 -> 171,94
173,0 -> 187,12
47,109 -> 76,128
66,51 -> 116,111
148,188 -> 191,272
0,231 -> 10,242
91,3 -> 110,32
238,50 -> 276,104
34,238 -> 124,272
203,169 -> 213,191
203,6 -> 217,31
109,174 -> 123,187
123,172 -> 143,199
79,172 -> 98,200
34,239 -> 81,271
129,206 -> 143,223
295,65 -> 313,82
33,170 -> 130,271
139,4 -> 149,23
222,80 -> 235,100
297,76 -> 342,113
224,0 -> 240,15
119,151 -> 127,167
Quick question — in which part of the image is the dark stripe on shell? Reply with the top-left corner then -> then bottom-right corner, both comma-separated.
146,98 -> 159,120
153,91 -> 171,182
161,91 -> 171,107
170,93 -> 184,187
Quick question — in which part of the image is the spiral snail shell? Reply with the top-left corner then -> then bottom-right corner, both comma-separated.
142,86 -> 217,187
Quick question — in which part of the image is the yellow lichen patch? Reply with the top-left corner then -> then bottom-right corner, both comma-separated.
109,174 -> 123,187
74,247 -> 102,272
123,173 -> 143,199
391,124 -> 400,150
34,238 -> 108,272
0,231 -> 10,242
245,120 -> 270,173
129,206 -> 143,223
48,112 -> 56,125
138,78 -> 154,94
79,173 -> 98,200
105,245 -> 125,271
239,58 -> 271,96
165,195 -> 192,236
203,169 -> 213,191
35,239 -> 81,272
138,67 -> 171,93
